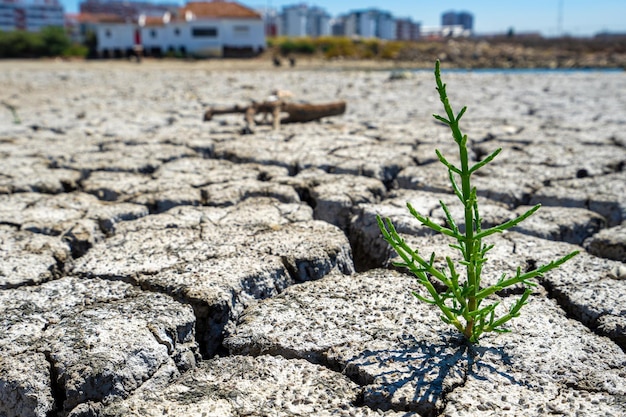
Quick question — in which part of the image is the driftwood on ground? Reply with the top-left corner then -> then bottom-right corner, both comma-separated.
203,99 -> 347,132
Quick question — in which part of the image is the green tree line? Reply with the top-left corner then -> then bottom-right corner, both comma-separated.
0,27 -> 86,58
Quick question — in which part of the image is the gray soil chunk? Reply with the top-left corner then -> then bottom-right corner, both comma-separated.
200,179 -> 300,207
73,201 -> 353,280
53,141 -> 198,174
0,192 -> 148,251
72,201 -> 354,355
225,269 -> 464,414
511,205 -> 606,244
0,192 -> 148,236
99,355 -> 412,417
0,277 -> 199,415
0,351 -> 54,417
584,223 -> 626,262
82,170 -> 202,213
280,168 -> 387,231
530,172 -> 626,226
225,269 -> 626,416
503,233 -> 626,349
0,155 -> 81,194
213,129 -> 416,183
350,190 -> 514,270
0,225 -> 71,288
136,256 -> 291,357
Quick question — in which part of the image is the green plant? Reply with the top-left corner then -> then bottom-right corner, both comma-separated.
39,26 -> 70,56
380,41 -> 404,59
62,44 -> 88,58
377,60 -> 578,343
0,26 -> 72,58
315,37 -> 357,59
1,101 -> 20,124
278,37 -> 316,55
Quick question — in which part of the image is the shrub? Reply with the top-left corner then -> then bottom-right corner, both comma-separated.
62,44 -> 89,58
278,37 -> 316,55
380,41 -> 404,59
315,36 -> 357,59
0,26 -> 73,58
40,26 -> 70,56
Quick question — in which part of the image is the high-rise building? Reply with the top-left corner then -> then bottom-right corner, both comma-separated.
80,0 -> 177,20
281,4 -> 306,37
0,0 -> 64,32
306,6 -> 330,37
396,18 -> 420,41
441,10 -> 473,32
456,11 -> 473,31
340,8 -> 396,40
280,4 -> 330,37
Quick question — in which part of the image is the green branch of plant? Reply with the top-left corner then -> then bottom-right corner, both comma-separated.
1,101 -> 20,124
377,60 -> 579,343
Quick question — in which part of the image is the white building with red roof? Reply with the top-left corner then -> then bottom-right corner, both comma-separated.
93,0 -> 266,58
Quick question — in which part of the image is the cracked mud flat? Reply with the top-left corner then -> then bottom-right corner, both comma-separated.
0,60 -> 625,417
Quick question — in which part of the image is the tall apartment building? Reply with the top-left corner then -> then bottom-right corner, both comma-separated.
340,9 -> 396,40
441,10 -> 473,32
80,0 -> 177,20
280,4 -> 306,37
396,18 -> 420,41
305,6 -> 329,37
0,0 -> 64,32
280,3 -> 329,37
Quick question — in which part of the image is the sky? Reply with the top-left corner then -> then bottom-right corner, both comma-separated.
60,0 -> 626,37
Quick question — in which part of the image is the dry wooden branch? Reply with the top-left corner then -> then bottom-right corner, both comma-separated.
203,100 -> 346,132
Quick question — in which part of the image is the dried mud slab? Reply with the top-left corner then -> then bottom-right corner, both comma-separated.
226,269 -> 626,416
0,225 -> 71,289
99,355 -> 411,417
72,201 -> 354,356
0,277 -> 199,416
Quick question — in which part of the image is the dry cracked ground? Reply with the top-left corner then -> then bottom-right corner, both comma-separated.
1,60 -> 625,417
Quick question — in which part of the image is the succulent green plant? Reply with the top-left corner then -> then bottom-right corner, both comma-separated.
377,60 -> 579,343
1,101 -> 20,124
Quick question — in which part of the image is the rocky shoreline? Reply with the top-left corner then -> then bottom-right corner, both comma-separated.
0,60 -> 625,416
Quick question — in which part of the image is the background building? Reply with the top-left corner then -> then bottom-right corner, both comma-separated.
257,6 -> 278,36
80,0 -> 177,20
395,18 -> 420,41
441,10 -> 473,33
339,9 -> 396,39
305,6 -> 329,37
280,4 -> 306,37
93,1 -> 266,58
0,0 -> 64,32
279,3 -> 329,37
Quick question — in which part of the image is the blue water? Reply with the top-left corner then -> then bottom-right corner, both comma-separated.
415,67 -> 623,75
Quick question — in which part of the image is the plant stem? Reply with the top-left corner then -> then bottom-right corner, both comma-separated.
457,126 -> 478,339
434,61 -> 478,339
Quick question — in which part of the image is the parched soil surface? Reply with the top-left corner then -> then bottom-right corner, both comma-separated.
1,59 -> 625,417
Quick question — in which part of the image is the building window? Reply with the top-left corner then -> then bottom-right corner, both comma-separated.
233,25 -> 249,36
192,27 -> 217,37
